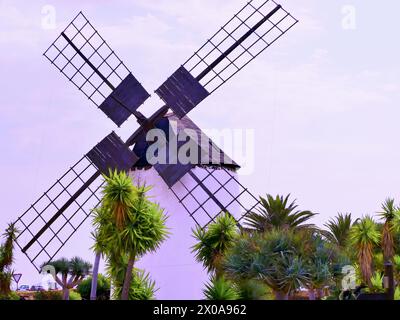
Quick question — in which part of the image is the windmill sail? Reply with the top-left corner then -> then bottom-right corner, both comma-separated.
15,133 -> 138,271
155,0 -> 298,118
44,12 -> 150,126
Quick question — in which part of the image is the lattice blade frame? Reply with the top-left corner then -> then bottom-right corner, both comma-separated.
170,167 -> 260,229
43,12 -> 150,126
183,0 -> 298,93
14,156 -> 104,271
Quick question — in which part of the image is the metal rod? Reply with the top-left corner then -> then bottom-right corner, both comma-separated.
61,32 -> 147,124
61,32 -> 115,90
22,170 -> 101,253
196,4 -> 281,81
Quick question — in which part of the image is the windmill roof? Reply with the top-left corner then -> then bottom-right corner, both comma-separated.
132,113 -> 240,171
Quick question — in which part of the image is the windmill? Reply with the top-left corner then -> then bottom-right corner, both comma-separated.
14,0 -> 298,293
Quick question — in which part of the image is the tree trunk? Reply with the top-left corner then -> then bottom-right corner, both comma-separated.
274,291 -> 289,300
308,288 -> 316,300
90,252 -> 101,300
121,254 -> 135,300
63,287 -> 70,300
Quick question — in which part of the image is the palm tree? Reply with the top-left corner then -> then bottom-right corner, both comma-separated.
324,213 -> 354,249
378,198 -> 397,262
46,257 -> 92,300
244,194 -> 317,233
349,216 -> 381,287
94,171 -> 169,300
192,213 -> 238,278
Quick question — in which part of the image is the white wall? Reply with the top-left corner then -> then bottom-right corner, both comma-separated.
130,167 -> 240,300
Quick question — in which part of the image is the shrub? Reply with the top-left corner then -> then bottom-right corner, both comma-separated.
77,274 -> 110,300
69,290 -> 82,300
0,291 -> 20,300
34,290 -> 63,300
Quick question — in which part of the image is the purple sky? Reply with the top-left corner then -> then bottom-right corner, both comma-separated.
1,0 -> 400,290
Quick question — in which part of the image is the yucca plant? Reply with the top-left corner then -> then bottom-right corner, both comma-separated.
244,194 -> 318,233
95,174 -> 169,300
349,216 -> 381,287
102,170 -> 136,230
106,252 -> 156,300
378,198 -> 398,262
203,276 -> 240,300
192,213 -> 238,277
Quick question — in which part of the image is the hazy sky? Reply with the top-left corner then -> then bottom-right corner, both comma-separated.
1,0 -> 400,286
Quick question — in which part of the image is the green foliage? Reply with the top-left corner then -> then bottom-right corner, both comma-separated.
366,272 -> 384,293
349,216 -> 380,286
349,216 -> 381,247
34,290 -> 63,300
112,268 -> 156,300
106,252 -> 156,300
93,179 -> 169,258
0,223 -> 19,296
379,198 -> 397,221
44,256 -> 92,300
77,274 -> 110,300
102,169 -> 136,230
244,194 -> 317,233
203,276 -> 240,300
192,213 -> 238,275
225,229 -> 310,297
373,253 -> 384,272
395,287 -> 400,300
236,279 -> 271,300
69,290 -> 82,300
0,291 -> 20,300
46,257 -> 92,278
324,213 -> 353,248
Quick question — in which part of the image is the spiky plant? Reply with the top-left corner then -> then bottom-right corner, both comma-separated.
45,257 -> 92,300
367,272 -> 384,294
203,276 -> 240,300
349,216 -> 381,287
0,223 -> 19,296
244,194 -> 317,233
106,253 -> 156,300
102,170 -> 136,230
95,177 -> 169,300
225,229 -> 309,300
378,198 -> 397,262
324,213 -> 353,249
192,213 -> 238,277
